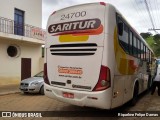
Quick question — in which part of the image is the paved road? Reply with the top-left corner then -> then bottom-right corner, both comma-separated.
0,91 -> 159,120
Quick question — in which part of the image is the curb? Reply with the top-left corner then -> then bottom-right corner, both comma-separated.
0,91 -> 21,96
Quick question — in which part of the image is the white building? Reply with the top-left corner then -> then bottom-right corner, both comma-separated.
0,0 -> 45,85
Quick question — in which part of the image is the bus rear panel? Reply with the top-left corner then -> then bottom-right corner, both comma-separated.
44,2 -> 114,109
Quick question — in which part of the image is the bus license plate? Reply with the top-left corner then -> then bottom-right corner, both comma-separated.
63,92 -> 74,99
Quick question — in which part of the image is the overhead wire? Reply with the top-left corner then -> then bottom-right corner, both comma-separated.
148,0 -> 159,33
107,0 -> 159,33
147,0 -> 158,34
153,0 -> 159,28
134,0 -> 149,24
154,0 -> 160,30
144,0 -> 158,34
148,0 -> 157,27
129,0 -> 159,34
132,0 -> 151,33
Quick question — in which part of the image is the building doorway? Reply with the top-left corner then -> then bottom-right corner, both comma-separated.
21,58 -> 31,80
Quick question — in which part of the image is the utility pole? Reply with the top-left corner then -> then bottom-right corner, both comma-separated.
149,29 -> 160,30
148,29 -> 159,34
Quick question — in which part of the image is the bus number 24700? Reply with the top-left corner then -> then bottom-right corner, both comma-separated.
60,11 -> 86,20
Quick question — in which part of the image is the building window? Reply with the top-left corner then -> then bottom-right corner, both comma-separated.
7,45 -> 20,57
14,8 -> 24,36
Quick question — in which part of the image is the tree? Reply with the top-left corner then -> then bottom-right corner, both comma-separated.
143,34 -> 159,57
153,34 -> 160,42
140,32 -> 152,39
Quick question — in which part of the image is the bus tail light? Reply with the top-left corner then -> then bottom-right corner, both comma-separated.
44,63 -> 50,85
93,65 -> 111,91
51,11 -> 56,15
100,2 -> 106,6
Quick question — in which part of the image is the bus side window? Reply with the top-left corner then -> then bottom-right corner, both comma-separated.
138,39 -> 141,58
141,42 -> 144,60
117,16 -> 129,53
129,31 -> 133,55
118,22 -> 123,36
144,45 -> 147,61
146,48 -> 149,62
133,35 -> 137,57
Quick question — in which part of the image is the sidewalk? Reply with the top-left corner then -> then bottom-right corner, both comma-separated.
0,84 -> 20,95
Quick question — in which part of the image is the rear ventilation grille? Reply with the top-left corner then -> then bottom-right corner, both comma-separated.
50,43 -> 97,56
51,81 -> 66,86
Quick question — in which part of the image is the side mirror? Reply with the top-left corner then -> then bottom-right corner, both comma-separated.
118,22 -> 123,36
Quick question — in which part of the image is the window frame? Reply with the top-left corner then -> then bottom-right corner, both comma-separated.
117,15 -> 129,54
116,13 -> 152,61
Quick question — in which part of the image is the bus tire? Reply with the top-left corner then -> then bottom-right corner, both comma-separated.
130,82 -> 139,106
147,75 -> 152,90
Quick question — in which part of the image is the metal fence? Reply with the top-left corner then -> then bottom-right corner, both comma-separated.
0,16 -> 46,40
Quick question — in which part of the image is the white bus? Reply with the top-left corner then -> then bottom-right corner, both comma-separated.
44,2 -> 154,109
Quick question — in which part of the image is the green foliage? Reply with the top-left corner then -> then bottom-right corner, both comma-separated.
153,34 -> 160,42
140,32 -> 152,39
145,34 -> 160,57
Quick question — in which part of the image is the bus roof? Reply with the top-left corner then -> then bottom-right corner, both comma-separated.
50,2 -> 109,16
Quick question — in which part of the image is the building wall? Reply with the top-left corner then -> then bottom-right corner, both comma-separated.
0,0 -> 42,27
0,0 -> 43,85
0,38 -> 43,85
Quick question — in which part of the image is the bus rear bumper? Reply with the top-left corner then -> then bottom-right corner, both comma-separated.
44,83 -> 112,109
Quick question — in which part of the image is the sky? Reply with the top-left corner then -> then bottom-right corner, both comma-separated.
42,0 -> 160,34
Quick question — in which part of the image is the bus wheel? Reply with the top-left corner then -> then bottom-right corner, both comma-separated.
147,75 -> 152,91
130,83 -> 139,106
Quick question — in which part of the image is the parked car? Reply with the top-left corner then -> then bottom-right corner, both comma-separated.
20,71 -> 44,95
